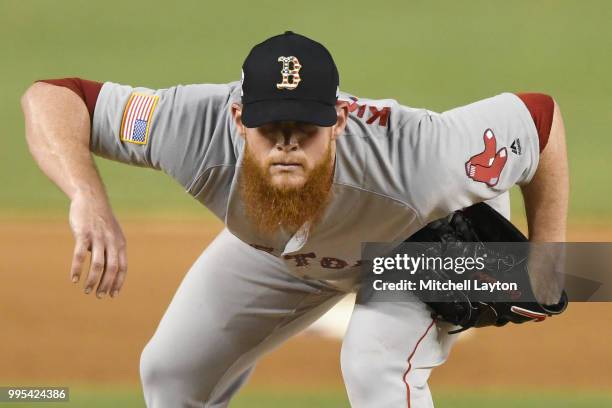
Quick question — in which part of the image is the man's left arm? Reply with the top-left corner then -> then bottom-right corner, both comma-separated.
520,98 -> 569,305
404,91 -> 569,305
520,99 -> 569,242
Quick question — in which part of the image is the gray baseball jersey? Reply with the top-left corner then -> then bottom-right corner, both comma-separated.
92,81 -> 540,408
92,81 -> 538,288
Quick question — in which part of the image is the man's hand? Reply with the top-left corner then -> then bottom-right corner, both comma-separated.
69,192 -> 127,298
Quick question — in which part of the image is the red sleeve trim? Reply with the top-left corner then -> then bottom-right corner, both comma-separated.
515,93 -> 554,153
36,78 -> 103,120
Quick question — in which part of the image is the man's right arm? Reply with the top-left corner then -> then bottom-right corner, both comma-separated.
21,82 -> 127,299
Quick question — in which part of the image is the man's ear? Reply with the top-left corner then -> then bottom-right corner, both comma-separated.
332,100 -> 350,139
231,103 -> 247,138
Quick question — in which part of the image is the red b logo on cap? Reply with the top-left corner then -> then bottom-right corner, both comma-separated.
276,56 -> 302,90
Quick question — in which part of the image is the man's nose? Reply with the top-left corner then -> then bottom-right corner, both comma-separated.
275,132 -> 298,152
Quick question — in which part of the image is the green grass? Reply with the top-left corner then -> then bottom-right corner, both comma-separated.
1,0 -> 611,218
434,390 -> 612,408
2,388 -> 612,408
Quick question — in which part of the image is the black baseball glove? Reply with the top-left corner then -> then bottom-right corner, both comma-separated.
405,202 -> 568,334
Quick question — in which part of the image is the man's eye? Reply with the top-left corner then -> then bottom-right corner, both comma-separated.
259,126 -> 278,135
298,124 -> 317,134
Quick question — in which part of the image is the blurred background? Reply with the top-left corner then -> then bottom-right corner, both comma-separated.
1,1 -> 611,406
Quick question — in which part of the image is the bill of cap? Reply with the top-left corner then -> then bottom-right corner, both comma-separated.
241,99 -> 337,128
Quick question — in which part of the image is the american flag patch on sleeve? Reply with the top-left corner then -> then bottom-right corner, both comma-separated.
119,93 -> 159,144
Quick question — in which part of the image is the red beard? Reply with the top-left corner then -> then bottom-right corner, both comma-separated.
239,142 -> 334,235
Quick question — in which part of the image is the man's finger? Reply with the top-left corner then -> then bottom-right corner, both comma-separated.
96,244 -> 119,298
84,239 -> 105,295
110,248 -> 128,298
70,236 -> 90,283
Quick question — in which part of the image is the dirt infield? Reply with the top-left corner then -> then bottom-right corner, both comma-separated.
1,220 -> 611,391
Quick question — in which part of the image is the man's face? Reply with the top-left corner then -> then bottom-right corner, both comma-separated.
243,121 -> 333,190
231,103 -> 348,234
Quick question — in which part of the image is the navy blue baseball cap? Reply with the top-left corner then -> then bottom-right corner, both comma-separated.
240,31 -> 340,128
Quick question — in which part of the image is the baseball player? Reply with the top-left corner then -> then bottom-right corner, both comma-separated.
21,31 -> 568,407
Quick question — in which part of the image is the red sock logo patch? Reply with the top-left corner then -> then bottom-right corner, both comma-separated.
465,129 -> 508,187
